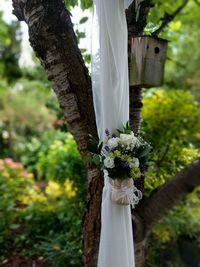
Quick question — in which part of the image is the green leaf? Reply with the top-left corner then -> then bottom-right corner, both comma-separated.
87,135 -> 99,154
135,145 -> 151,158
79,17 -> 88,24
92,155 -> 101,166
77,32 -> 86,39
83,155 -> 93,164
97,142 -> 103,154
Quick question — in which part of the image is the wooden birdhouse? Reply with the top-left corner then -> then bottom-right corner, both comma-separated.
130,36 -> 168,88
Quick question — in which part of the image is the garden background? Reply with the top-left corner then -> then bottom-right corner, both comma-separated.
0,0 -> 200,266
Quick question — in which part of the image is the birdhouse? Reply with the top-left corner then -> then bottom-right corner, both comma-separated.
130,36 -> 168,88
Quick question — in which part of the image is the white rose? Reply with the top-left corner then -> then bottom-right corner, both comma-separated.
104,157 -> 115,169
120,134 -> 132,144
107,138 -> 119,150
120,132 -> 138,147
129,157 -> 140,168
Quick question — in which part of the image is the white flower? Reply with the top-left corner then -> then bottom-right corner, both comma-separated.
107,137 -> 119,150
120,132 -> 138,147
129,157 -> 140,168
104,157 -> 115,169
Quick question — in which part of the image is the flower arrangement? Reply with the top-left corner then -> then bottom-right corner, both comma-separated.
88,123 -> 151,181
88,123 -> 151,207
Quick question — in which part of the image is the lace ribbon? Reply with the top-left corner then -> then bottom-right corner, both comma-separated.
109,182 -> 143,209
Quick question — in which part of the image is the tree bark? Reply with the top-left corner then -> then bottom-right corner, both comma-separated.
129,86 -> 143,136
82,168 -> 103,267
134,240 -> 146,267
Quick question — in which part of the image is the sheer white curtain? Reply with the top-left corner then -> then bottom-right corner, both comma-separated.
91,0 -> 135,266
92,0 -> 131,141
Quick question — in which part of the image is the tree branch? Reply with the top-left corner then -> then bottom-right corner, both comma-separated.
140,158 -> 200,231
152,0 -> 189,36
156,144 -> 171,168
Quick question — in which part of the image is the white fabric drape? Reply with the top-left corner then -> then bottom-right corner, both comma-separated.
92,0 -> 130,141
98,172 -> 135,267
91,0 -> 135,267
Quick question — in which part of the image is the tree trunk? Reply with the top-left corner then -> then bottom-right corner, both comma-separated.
129,86 -> 143,136
135,240 -> 146,267
82,167 -> 103,267
132,213 -> 147,267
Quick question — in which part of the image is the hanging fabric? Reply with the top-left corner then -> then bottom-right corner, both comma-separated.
91,0 -> 135,267
92,0 -> 130,141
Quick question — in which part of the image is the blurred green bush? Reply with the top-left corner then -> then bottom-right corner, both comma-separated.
35,133 -> 85,184
142,89 -> 200,266
0,79 -> 56,158
143,89 -> 200,192
0,155 -> 85,266
14,130 -> 85,195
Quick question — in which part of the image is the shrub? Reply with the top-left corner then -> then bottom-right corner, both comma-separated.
14,130 -> 67,173
0,158 -> 84,266
35,133 -> 85,186
146,188 -> 200,267
142,89 -> 200,192
142,89 -> 200,266
0,80 -> 57,158
0,158 -> 35,260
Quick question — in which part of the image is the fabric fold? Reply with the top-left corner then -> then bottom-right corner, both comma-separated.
91,1 -> 135,266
